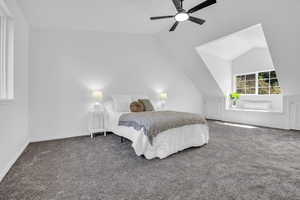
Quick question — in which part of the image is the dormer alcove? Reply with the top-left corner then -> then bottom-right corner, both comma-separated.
196,24 -> 283,113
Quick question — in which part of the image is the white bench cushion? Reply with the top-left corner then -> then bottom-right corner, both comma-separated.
239,100 -> 272,110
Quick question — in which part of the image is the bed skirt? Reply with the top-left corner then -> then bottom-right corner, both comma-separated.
111,124 -> 209,159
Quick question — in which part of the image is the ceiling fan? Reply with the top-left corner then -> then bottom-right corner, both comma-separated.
150,0 -> 216,32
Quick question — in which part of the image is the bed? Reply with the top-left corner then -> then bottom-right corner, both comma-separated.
104,95 -> 209,159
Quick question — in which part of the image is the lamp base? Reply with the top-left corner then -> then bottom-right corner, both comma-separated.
93,102 -> 103,111
158,101 -> 166,110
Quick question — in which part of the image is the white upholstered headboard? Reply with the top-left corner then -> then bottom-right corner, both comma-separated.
103,94 -> 154,130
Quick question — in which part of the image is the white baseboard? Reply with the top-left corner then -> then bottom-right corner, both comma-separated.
30,132 -> 90,143
208,118 -> 289,130
0,140 -> 29,183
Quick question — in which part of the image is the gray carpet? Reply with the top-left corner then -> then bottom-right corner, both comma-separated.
0,121 -> 300,200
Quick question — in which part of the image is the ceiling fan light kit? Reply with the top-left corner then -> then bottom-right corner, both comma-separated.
175,12 -> 189,22
150,0 -> 216,32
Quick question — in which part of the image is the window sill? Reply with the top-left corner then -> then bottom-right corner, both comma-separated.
226,107 -> 283,113
239,94 -> 282,96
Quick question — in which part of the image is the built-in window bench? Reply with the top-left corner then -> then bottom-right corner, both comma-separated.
228,100 -> 283,113
240,100 -> 272,110
227,107 -> 282,113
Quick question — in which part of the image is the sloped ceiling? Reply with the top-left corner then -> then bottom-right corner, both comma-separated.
197,35 -> 252,61
158,0 -> 300,96
196,24 -> 268,61
16,0 -> 202,34
16,0 -> 300,96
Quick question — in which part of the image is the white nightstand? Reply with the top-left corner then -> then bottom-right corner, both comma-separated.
88,108 -> 106,138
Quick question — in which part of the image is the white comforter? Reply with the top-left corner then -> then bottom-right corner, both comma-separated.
106,111 -> 209,159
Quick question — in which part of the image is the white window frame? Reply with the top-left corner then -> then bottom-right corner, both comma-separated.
0,0 -> 14,101
233,69 -> 281,96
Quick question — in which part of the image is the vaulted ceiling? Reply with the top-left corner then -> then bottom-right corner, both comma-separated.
158,0 -> 300,96
16,0 -> 300,97
16,0 -> 204,34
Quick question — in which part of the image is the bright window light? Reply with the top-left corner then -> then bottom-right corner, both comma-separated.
0,2 -> 14,100
235,70 -> 281,95
215,121 -> 257,129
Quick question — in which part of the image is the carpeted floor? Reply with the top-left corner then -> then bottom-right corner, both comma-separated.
0,121 -> 300,200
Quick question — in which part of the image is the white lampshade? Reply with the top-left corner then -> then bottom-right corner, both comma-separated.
92,90 -> 103,101
160,92 -> 168,100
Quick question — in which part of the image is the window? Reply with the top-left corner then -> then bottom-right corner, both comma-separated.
236,73 -> 256,95
258,71 -> 281,95
0,1 -> 14,100
235,70 -> 281,95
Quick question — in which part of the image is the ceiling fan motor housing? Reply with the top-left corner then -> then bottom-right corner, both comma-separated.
150,0 -> 216,32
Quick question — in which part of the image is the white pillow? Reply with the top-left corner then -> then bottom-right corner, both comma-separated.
111,95 -> 132,112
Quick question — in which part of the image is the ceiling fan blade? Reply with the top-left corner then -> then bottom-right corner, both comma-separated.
172,0 -> 182,11
189,16 -> 206,25
188,0 -> 216,14
150,15 -> 174,20
169,21 -> 179,32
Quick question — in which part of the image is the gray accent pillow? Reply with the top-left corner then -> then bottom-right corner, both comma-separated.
130,101 -> 145,112
138,99 -> 154,111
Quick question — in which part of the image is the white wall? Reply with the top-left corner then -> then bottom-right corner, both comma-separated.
205,96 -> 290,129
0,0 -> 29,182
197,51 -> 232,96
29,30 -> 204,142
289,95 -> 300,130
205,94 -> 300,131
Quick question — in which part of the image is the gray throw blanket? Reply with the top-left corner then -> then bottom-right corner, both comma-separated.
118,111 -> 207,144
